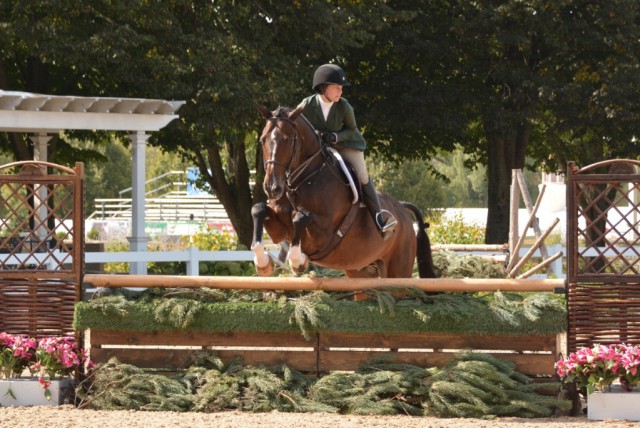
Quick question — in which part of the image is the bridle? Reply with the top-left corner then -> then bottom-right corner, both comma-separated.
261,115 -> 300,175
261,113 -> 325,186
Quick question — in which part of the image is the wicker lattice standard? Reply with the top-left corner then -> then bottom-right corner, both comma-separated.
567,159 -> 640,351
0,161 -> 84,337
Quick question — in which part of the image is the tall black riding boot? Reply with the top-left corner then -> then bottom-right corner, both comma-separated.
361,179 -> 397,240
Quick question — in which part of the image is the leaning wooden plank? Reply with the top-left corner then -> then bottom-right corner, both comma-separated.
516,251 -> 563,279
516,170 -> 549,261
508,217 -> 560,278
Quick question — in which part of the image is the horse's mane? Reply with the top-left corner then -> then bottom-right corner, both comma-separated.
271,105 -> 317,139
273,105 -> 293,117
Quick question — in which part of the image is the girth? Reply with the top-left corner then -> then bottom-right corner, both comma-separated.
307,200 -> 360,261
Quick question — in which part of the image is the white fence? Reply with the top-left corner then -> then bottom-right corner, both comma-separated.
82,244 -> 567,278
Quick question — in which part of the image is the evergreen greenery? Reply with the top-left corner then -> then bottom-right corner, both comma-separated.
75,289 -> 565,337
432,250 -> 506,278
426,353 -> 569,418
76,353 -> 570,417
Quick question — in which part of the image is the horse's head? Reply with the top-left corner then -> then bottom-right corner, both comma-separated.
257,104 -> 312,200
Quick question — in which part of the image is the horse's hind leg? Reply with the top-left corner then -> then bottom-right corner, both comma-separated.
346,260 -> 386,300
385,252 -> 415,278
345,260 -> 386,279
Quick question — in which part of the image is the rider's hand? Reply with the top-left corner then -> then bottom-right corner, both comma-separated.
321,132 -> 338,145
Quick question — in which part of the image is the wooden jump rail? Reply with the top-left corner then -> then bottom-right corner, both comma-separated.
84,274 -> 566,293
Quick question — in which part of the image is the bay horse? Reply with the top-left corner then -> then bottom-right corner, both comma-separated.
251,104 -> 437,279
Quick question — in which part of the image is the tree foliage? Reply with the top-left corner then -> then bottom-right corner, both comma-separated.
348,0 -> 640,243
2,1 -> 640,246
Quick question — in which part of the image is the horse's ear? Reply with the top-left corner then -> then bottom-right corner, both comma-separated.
256,104 -> 272,120
289,105 -> 304,121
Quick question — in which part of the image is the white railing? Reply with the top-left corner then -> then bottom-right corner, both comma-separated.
81,244 -> 566,278
117,170 -> 186,198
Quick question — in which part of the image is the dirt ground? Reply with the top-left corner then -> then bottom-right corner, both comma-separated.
1,406 -> 639,428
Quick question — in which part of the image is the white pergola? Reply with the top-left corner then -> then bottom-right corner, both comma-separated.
0,90 -> 185,275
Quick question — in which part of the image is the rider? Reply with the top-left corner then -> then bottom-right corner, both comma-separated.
298,63 -> 397,240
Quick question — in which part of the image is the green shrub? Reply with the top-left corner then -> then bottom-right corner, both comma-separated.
186,224 -> 241,251
103,240 -> 130,273
86,228 -> 100,241
182,225 -> 254,276
428,212 -> 485,245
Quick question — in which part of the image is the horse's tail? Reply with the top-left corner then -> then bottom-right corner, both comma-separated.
401,201 -> 438,278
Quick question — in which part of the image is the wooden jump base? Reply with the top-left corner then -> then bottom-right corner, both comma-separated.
87,329 -> 561,378
82,275 -> 565,377
84,274 -> 566,293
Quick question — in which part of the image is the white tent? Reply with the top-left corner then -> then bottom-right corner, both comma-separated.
0,90 -> 185,274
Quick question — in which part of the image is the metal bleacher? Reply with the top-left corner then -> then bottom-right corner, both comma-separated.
86,170 -> 231,224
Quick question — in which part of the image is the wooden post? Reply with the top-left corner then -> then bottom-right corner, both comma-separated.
509,170 -> 521,266
516,170 -> 550,261
516,251 -> 563,279
506,184 -> 546,273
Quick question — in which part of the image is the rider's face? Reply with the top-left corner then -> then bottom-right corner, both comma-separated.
321,84 -> 342,103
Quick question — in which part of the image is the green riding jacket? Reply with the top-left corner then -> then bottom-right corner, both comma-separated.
298,94 -> 366,151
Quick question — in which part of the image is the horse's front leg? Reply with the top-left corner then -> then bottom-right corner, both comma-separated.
287,210 -> 312,275
250,202 -> 274,276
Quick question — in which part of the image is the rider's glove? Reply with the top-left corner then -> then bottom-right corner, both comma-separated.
321,132 -> 338,145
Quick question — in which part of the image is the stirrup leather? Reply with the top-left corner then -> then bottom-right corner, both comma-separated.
375,209 -> 398,232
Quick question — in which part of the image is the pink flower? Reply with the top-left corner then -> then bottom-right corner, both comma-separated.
557,343 -> 640,392
2,332 -> 91,382
38,377 -> 51,390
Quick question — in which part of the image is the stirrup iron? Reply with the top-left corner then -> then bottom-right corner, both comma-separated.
376,209 -> 397,232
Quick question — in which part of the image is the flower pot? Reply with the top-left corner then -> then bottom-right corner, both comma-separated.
0,378 -> 73,406
588,383 -> 640,421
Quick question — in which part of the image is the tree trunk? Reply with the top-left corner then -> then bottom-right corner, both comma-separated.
197,139 -> 257,249
485,135 -> 513,244
484,120 -> 530,244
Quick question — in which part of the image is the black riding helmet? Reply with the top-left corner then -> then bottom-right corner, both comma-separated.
312,64 -> 351,93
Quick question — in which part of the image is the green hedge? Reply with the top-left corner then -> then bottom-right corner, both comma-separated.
74,292 -> 566,337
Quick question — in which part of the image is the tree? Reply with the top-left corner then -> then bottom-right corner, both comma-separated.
349,0 -> 640,243
0,1 -> 390,247
4,1 -> 640,249
147,2 -> 392,247
368,156 -> 446,211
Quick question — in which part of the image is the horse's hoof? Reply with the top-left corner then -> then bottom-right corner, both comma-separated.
290,263 -> 308,276
288,259 -> 309,275
255,262 -> 274,276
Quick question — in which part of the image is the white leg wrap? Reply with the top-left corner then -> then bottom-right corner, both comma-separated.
251,242 -> 270,268
287,244 -> 308,270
